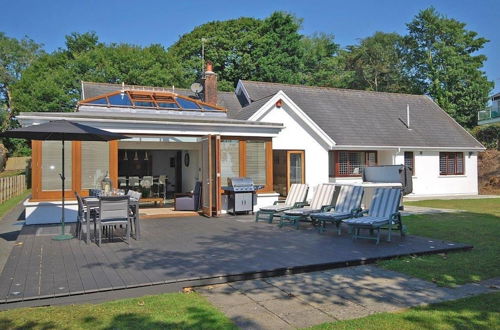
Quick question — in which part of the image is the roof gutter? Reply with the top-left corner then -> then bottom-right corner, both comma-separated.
332,145 -> 485,151
16,114 -> 284,130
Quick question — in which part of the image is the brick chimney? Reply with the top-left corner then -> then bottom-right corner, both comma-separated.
202,61 -> 217,105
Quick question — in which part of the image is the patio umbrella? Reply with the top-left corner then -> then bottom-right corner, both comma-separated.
0,120 -> 130,240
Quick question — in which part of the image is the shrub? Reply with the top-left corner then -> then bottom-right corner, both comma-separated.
471,123 -> 500,150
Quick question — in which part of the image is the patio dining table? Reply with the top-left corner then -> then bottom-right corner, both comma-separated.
83,196 -> 141,242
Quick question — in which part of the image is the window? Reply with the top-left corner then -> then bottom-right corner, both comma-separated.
41,141 -> 72,191
246,140 -> 267,185
220,140 -> 239,186
330,151 -> 377,177
81,141 -> 109,189
404,152 -> 415,175
440,152 -> 464,175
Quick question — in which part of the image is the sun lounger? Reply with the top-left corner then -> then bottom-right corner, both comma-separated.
279,183 -> 336,229
310,185 -> 364,235
343,187 -> 404,244
255,184 -> 309,223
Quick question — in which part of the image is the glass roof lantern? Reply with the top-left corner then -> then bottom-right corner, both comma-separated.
79,90 -> 224,112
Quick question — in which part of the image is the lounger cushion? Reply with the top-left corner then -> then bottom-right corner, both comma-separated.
283,208 -> 320,216
310,211 -> 352,220
259,204 -> 293,212
344,216 -> 389,226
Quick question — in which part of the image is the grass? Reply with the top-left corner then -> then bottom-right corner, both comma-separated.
377,198 -> 500,287
309,291 -> 500,330
0,189 -> 30,219
0,292 -> 236,330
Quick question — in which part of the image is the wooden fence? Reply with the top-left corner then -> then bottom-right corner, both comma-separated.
0,175 -> 26,204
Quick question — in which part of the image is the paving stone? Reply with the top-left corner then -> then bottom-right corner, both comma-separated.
242,286 -> 291,302
223,302 -> 292,330
228,279 -> 273,291
201,291 -> 254,308
314,301 -> 373,320
281,308 -> 335,328
259,296 -> 314,316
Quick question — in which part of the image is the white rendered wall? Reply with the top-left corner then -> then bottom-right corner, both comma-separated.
258,104 -> 330,199
394,150 -> 478,196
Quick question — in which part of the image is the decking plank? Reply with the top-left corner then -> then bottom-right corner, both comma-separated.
38,237 -> 55,298
70,240 -> 99,293
21,235 -> 44,299
78,240 -> 113,291
61,240 -> 85,294
5,228 -> 35,301
51,237 -> 70,297
0,238 -> 25,301
87,243 -> 126,289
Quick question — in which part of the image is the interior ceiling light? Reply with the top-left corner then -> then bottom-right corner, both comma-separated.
133,151 -> 139,161
123,151 -> 128,161
144,151 -> 149,161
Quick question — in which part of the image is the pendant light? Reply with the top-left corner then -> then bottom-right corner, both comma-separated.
144,151 -> 149,161
133,151 -> 139,161
123,151 -> 128,161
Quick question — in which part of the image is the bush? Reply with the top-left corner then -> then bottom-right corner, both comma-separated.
471,123 -> 500,150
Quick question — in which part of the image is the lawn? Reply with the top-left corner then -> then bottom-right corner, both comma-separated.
310,291 -> 500,330
377,198 -> 500,287
0,189 -> 31,219
0,292 -> 236,330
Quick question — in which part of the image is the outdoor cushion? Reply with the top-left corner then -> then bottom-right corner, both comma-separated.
259,204 -> 294,212
309,211 -> 352,220
344,216 -> 390,226
283,208 -> 321,216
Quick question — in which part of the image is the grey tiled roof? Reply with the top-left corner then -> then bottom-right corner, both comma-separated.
235,80 -> 483,149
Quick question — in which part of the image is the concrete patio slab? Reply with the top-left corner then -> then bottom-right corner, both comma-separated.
198,265 -> 500,329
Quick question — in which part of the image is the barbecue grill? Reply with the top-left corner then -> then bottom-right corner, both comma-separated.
222,177 -> 264,215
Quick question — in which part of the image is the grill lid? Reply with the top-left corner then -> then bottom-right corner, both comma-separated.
227,177 -> 254,187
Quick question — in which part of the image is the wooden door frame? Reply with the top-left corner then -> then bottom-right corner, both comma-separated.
201,135 -> 212,216
286,150 -> 305,193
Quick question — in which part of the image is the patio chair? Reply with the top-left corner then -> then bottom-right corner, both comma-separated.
310,185 -> 364,235
128,176 -> 140,190
174,181 -> 202,211
255,184 -> 309,223
127,190 -> 141,239
118,176 -> 127,190
96,196 -> 132,246
279,183 -> 336,229
343,187 -> 404,245
153,175 -> 167,198
140,176 -> 153,197
75,192 -> 95,244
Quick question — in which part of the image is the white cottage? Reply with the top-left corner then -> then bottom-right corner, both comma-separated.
18,66 -> 484,224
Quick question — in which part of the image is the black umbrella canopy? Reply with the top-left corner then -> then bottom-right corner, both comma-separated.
0,119 -> 129,241
0,120 -> 129,141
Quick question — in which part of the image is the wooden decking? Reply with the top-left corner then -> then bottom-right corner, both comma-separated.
0,215 -> 471,304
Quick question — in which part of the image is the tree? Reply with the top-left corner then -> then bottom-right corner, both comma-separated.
169,17 -> 263,91
404,7 -> 493,128
169,12 -> 305,90
253,12 -> 304,85
300,33 -> 353,87
11,33 -> 189,114
0,33 -> 43,128
345,32 -> 413,93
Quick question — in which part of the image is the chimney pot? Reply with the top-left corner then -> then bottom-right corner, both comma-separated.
202,61 -> 217,105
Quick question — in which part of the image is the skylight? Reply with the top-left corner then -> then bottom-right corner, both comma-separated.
79,90 -> 225,112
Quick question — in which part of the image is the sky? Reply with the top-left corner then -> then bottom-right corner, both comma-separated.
1,0 -> 498,93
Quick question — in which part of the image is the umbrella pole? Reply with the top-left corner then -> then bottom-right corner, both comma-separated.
53,138 -> 73,241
